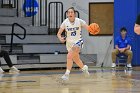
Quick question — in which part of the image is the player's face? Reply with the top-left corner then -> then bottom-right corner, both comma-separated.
67,9 -> 75,21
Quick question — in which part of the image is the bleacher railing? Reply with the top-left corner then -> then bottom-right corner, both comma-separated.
10,23 -> 26,53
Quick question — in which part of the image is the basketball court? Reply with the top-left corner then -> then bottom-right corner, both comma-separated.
0,67 -> 140,93
0,0 -> 140,93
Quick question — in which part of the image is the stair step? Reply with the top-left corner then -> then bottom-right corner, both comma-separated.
40,54 -> 97,66
0,35 -> 6,43
0,26 -> 48,35
0,17 -> 32,26
40,54 -> 67,63
1,45 -> 23,53
17,55 -> 40,64
23,44 -> 67,53
0,55 -> 17,65
0,8 -> 16,17
0,53 -> 97,68
6,35 -> 61,44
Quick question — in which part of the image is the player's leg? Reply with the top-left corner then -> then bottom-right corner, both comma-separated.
61,42 -> 74,80
61,50 -> 73,80
66,50 -> 73,71
72,46 -> 84,68
72,46 -> 90,77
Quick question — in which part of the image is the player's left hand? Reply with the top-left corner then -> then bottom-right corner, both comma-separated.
59,37 -> 66,43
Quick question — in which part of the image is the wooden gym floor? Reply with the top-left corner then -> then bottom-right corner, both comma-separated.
0,67 -> 140,93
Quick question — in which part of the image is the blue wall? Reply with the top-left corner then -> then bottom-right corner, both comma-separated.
114,0 -> 140,66
138,0 -> 140,14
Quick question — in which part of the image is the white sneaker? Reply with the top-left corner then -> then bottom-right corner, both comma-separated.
112,63 -> 116,68
127,64 -> 132,68
0,74 -> 4,80
82,65 -> 90,77
61,74 -> 69,81
9,66 -> 20,73
0,67 -> 4,73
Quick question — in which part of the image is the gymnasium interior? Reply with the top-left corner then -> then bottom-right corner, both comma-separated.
0,0 -> 140,93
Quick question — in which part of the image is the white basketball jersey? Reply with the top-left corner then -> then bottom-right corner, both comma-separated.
60,18 -> 86,42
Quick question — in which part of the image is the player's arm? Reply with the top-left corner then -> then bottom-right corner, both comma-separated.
57,28 -> 66,43
134,24 -> 140,35
82,24 -> 89,31
79,19 -> 90,31
80,19 -> 100,35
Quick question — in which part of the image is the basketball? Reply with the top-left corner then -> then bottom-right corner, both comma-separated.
88,23 -> 100,35
134,26 -> 140,35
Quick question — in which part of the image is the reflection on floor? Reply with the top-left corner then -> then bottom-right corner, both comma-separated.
0,67 -> 140,93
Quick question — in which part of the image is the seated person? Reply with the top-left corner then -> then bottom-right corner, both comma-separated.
112,27 -> 133,68
134,14 -> 140,35
0,50 -> 20,73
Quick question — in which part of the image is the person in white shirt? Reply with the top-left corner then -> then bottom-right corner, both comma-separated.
57,7 -> 94,80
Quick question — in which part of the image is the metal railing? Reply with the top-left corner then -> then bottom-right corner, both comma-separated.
48,2 -> 63,35
10,23 -> 26,53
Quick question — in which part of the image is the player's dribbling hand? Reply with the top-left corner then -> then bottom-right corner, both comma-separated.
59,37 -> 66,43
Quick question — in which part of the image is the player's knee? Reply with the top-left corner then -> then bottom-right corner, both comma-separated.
67,53 -> 73,59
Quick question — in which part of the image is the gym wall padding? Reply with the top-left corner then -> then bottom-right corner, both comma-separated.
114,0 -> 140,66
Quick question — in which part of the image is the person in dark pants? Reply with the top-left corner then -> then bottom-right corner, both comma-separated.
0,50 -> 20,73
134,14 -> 140,35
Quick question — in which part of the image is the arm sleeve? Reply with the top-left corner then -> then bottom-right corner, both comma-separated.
136,14 -> 140,25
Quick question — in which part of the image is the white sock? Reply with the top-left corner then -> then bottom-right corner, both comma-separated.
65,69 -> 70,75
82,65 -> 87,71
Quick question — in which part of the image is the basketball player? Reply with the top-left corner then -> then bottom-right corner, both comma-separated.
57,7 -> 97,80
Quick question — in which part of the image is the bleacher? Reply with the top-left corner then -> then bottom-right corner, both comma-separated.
0,0 -> 97,69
